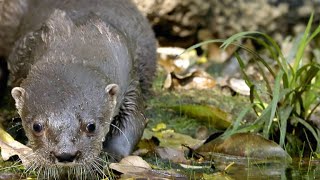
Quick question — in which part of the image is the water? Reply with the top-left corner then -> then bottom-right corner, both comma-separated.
218,158 -> 320,179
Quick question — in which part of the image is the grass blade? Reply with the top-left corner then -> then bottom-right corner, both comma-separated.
279,106 -> 293,147
220,31 -> 260,49
295,116 -> 320,152
293,13 -> 314,72
179,39 -> 225,56
263,71 -> 284,138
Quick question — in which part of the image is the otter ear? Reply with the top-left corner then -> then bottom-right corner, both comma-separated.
11,87 -> 26,114
105,84 -> 119,104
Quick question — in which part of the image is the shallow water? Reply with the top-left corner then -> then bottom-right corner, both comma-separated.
0,157 -> 320,179
220,158 -> 320,180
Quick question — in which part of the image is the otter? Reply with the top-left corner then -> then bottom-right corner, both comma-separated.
0,0 -> 156,178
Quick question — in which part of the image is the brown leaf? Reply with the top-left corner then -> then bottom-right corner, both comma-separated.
109,156 -> 187,179
195,126 -> 209,140
151,129 -> 203,150
109,163 -> 149,179
157,47 -> 198,73
228,78 -> 250,96
158,57 -> 183,74
197,133 -> 292,164
119,155 -> 151,169
0,126 -> 32,165
156,147 -> 188,163
164,69 -> 216,90
109,156 -> 151,178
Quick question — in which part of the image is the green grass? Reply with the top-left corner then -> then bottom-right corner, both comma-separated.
184,13 -> 320,156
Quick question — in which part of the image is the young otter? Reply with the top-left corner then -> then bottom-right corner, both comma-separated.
0,0 -> 156,178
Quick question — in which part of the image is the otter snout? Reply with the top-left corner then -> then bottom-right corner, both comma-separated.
53,151 -> 81,163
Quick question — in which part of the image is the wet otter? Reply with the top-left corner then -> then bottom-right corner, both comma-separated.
0,0 -> 156,178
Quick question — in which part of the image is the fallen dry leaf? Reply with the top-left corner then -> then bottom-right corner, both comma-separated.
195,126 -> 209,140
153,129 -> 203,150
110,155 -> 187,179
157,47 -> 198,73
163,69 -> 216,90
197,133 -> 292,164
119,155 -> 151,169
109,163 -> 149,178
155,147 -> 188,163
229,78 -> 250,96
142,129 -> 204,153
0,125 -> 32,165
109,156 -> 151,178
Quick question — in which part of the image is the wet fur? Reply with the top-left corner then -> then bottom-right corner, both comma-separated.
0,0 -> 156,178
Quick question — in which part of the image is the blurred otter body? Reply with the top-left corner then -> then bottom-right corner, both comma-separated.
0,0 -> 156,178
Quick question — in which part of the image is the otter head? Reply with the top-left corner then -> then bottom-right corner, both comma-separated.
11,78 -> 120,177
11,82 -> 119,160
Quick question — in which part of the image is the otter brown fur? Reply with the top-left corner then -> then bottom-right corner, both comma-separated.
0,0 -> 156,178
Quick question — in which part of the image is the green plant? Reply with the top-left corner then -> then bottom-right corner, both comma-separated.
183,13 -> 320,155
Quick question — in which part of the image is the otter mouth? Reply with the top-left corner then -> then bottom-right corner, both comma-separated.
55,161 -> 79,167
25,156 -> 107,179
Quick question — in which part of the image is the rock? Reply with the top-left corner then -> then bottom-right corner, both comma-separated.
133,0 -> 210,47
133,0 -> 320,47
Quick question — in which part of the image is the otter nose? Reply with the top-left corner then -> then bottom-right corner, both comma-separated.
54,152 -> 79,163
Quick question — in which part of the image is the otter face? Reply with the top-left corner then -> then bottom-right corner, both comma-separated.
11,84 -> 119,177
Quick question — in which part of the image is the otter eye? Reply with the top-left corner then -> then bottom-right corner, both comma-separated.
33,123 -> 43,134
86,123 -> 96,133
